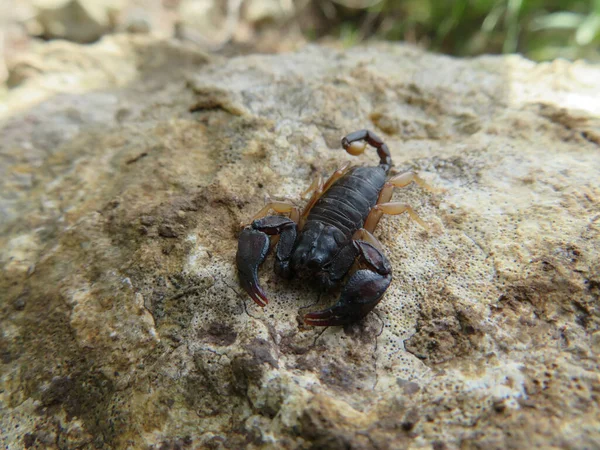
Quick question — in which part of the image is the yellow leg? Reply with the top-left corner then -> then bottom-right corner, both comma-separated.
322,162 -> 351,192
301,174 -> 323,200
388,171 -> 434,190
377,171 -> 435,204
365,171 -> 434,232
248,201 -> 300,224
364,202 -> 428,232
352,228 -> 383,251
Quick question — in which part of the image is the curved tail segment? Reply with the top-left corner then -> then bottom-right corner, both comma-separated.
341,129 -> 392,173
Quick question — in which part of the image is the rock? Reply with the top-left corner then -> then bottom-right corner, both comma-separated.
244,0 -> 295,25
32,0 -> 123,43
1,35 -> 599,449
176,0 -> 231,49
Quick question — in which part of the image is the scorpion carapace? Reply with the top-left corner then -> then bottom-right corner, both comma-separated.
236,129 -> 432,326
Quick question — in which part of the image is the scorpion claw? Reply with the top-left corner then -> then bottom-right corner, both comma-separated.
236,228 -> 270,307
304,269 -> 392,326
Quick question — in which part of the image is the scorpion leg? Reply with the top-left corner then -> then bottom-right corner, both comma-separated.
304,240 -> 392,326
364,171 -> 433,232
387,171 -> 434,191
353,228 -> 383,251
237,215 -> 298,307
301,174 -> 322,199
364,202 -> 428,233
249,201 -> 300,224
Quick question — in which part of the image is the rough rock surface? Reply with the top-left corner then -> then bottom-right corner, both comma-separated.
1,35 -> 599,449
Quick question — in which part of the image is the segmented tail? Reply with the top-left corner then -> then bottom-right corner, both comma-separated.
341,129 -> 392,173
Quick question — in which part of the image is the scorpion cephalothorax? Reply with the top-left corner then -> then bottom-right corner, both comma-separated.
236,130 -> 433,326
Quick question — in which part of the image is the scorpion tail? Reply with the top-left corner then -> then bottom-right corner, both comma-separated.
341,129 -> 392,172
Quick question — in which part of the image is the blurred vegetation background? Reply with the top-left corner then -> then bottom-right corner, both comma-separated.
316,0 -> 600,61
1,0 -> 600,75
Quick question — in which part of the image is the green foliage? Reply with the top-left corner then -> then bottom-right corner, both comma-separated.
323,0 -> 600,60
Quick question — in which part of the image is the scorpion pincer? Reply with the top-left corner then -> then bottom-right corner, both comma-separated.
236,130 -> 432,326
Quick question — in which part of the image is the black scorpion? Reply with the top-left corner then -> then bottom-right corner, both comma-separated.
236,130 -> 432,326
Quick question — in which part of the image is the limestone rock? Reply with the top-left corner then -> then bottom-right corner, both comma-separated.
244,0 -> 295,24
1,35 -> 599,449
32,0 -> 124,43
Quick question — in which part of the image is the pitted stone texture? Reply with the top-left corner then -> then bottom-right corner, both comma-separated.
1,36 -> 599,449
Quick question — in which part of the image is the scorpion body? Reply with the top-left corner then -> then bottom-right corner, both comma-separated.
306,165 -> 388,237
236,130 -> 430,326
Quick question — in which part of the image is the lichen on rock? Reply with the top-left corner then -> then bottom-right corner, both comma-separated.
1,35 -> 599,449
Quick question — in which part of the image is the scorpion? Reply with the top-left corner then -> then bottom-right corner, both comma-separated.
236,130 -> 432,326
